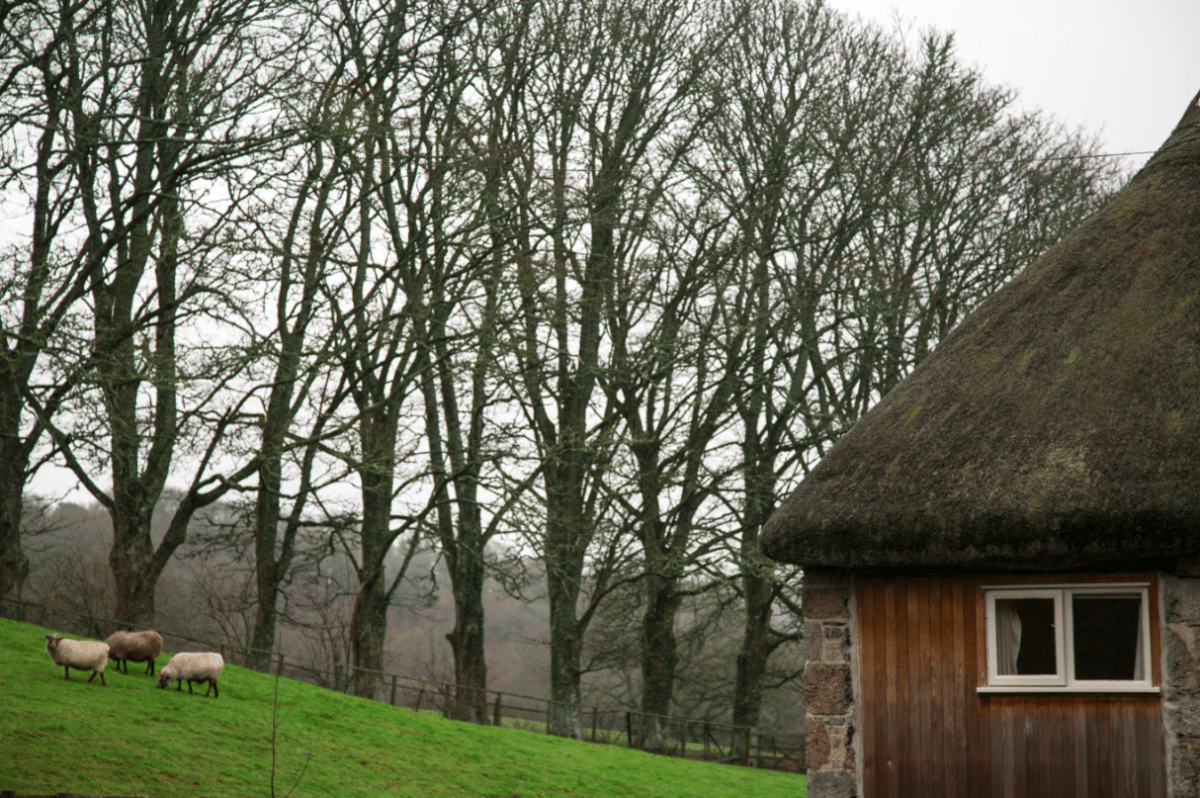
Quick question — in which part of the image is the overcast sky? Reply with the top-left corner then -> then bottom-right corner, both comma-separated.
827,0 -> 1200,170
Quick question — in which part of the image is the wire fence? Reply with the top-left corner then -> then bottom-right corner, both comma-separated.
3,597 -> 804,772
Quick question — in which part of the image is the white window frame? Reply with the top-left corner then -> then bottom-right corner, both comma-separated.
979,583 -> 1157,694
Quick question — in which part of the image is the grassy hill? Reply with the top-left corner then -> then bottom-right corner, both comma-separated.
0,618 -> 805,798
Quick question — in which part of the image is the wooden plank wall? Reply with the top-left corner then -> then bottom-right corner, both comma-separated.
856,573 -> 1166,798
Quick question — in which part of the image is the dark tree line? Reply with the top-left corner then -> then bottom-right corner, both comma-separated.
1,0 -> 1120,742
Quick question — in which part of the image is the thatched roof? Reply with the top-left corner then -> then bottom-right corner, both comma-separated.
761,90 -> 1200,572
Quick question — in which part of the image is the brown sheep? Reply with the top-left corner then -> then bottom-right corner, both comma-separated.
104,629 -> 164,675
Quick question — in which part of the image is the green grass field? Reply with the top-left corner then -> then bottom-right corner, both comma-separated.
0,618 -> 805,798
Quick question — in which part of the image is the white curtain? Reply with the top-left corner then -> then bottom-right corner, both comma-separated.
995,600 -> 1022,675
1133,596 -> 1145,680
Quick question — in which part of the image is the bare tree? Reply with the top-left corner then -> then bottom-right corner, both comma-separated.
0,0 -> 111,603
310,0 -> 493,700
410,0 -> 550,724
693,6 -> 1123,738
834,30 -> 1123,408
190,553 -> 258,662
26,509 -> 116,634
229,59 -> 365,671
598,196 -> 750,749
284,570 -> 356,691
497,0 -> 734,738
35,0 -> 301,626
693,0 -> 911,737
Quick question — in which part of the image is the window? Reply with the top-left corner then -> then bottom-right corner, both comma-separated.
981,584 -> 1155,693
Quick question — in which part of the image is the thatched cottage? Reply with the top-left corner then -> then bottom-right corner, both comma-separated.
761,89 -> 1200,798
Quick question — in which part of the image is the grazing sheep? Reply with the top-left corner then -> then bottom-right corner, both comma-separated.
156,652 -> 224,698
45,634 -> 109,686
105,629 -> 164,675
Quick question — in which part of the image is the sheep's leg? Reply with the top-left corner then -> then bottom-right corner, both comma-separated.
87,669 -> 104,686
145,660 -> 155,675
62,665 -> 70,680
176,680 -> 183,691
186,679 -> 194,694
205,680 -> 218,698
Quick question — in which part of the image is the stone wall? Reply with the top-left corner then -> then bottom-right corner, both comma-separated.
1161,572 -> 1200,798
803,568 -> 857,798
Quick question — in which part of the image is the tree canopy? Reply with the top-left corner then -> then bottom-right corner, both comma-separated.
1,0 -> 1122,740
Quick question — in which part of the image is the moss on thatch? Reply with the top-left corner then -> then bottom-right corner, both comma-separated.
762,90 -> 1200,571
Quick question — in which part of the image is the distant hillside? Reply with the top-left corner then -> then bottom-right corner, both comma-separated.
21,499 -> 804,733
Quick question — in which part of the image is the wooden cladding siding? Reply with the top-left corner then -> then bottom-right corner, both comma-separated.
856,573 -> 1166,798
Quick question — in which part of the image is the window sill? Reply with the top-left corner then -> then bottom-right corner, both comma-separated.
977,685 -> 1160,695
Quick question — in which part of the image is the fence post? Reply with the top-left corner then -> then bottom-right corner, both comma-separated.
390,674 -> 397,706
625,712 -> 633,748
493,693 -> 503,727
276,654 -> 286,677
415,688 -> 424,713
680,718 -> 686,757
703,722 -> 710,760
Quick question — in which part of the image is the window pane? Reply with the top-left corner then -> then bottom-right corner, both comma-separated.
995,597 -> 1057,675
1072,595 -> 1143,680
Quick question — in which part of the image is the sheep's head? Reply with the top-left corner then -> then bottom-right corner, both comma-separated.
45,634 -> 62,654
156,671 -> 172,689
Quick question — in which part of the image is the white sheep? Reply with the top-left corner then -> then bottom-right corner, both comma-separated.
105,629 -> 164,675
156,652 -> 224,698
45,634 -> 109,686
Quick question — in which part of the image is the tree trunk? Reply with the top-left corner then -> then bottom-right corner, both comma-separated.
248,594 -> 278,672
732,570 -> 773,731
545,473 -> 586,739
0,377 -> 30,601
350,409 -> 397,701
248,509 -> 281,672
442,474 -> 488,722
0,442 -> 30,603
247,428 -> 287,672
732,463 -> 777,750
446,552 -> 488,724
108,503 -> 159,627
350,570 -> 388,701
638,574 -> 681,751
247,397 -> 293,672
547,586 -> 584,740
